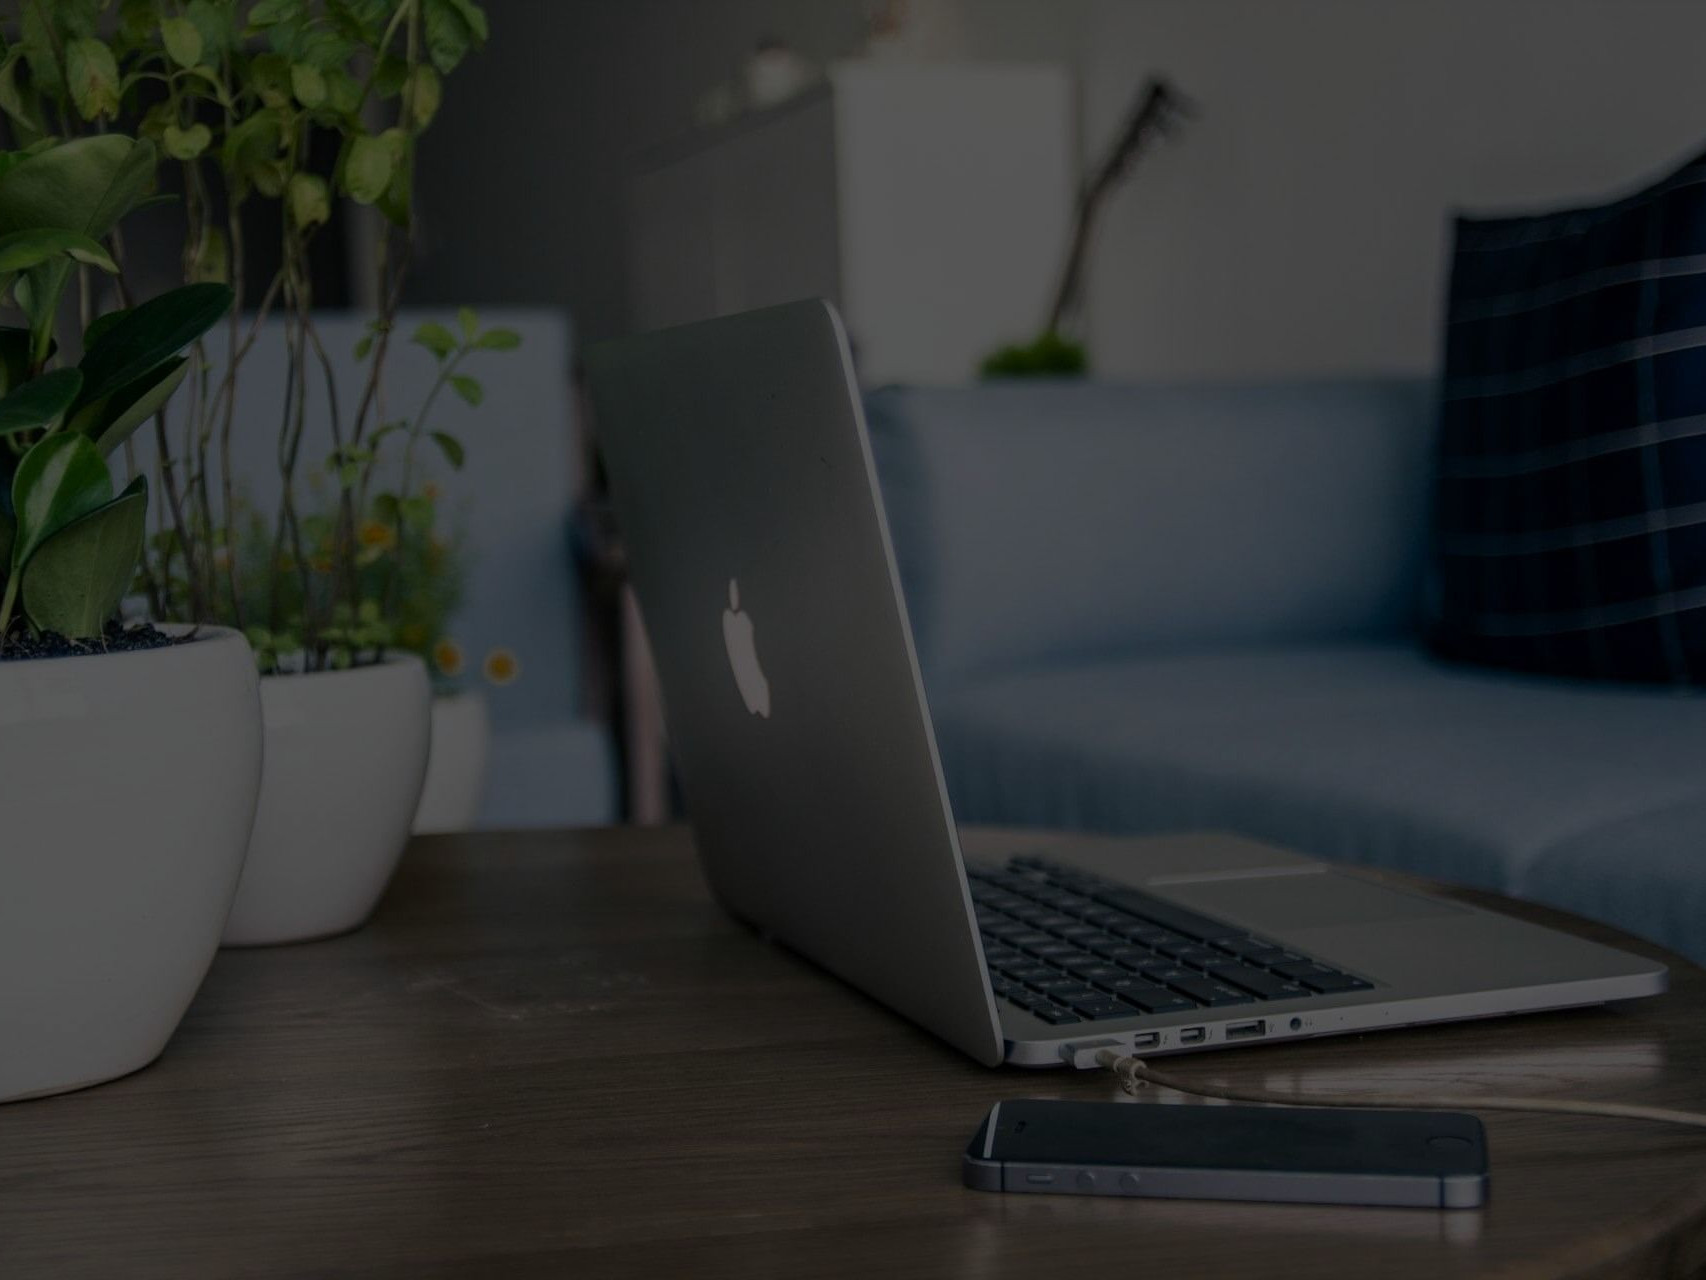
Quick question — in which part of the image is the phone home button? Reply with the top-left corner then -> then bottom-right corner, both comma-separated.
1118,1172 -> 1142,1194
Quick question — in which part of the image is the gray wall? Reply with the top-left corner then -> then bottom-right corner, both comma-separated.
405,0 -> 1706,376
405,0 -> 869,344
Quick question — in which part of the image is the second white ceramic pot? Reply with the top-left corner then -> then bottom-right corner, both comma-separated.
221,654 -> 431,946
411,689 -> 491,834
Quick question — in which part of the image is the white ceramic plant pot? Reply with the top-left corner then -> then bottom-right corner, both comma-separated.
0,626 -> 262,1102
412,689 -> 491,834
221,655 -> 431,947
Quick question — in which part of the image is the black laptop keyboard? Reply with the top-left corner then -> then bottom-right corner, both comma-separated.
973,856 -> 1374,1026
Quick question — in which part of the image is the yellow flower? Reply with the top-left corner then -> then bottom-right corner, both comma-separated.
358,519 -> 396,551
433,638 -> 464,677
483,647 -> 519,686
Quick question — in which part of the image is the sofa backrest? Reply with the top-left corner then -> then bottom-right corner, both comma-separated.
865,378 -> 1437,687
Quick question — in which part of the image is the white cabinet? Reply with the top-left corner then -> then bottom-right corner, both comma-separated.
629,61 -> 1074,386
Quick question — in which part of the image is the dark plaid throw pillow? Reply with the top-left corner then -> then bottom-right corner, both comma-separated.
1431,146 -> 1706,683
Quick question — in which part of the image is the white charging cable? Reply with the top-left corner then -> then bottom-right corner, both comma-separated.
1095,1049 -> 1706,1131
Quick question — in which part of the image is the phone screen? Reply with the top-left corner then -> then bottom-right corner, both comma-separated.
984,1099 -> 1486,1179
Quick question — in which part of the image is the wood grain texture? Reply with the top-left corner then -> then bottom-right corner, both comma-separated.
1,826 -> 1703,1279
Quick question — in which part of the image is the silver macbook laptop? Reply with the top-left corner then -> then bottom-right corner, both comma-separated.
585,298 -> 1666,1069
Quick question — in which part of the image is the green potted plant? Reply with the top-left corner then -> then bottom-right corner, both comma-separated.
11,0 -> 497,943
220,313 -> 522,839
0,130 -> 253,1101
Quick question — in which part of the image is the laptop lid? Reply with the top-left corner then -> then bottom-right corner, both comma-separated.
586,300 -> 1004,1066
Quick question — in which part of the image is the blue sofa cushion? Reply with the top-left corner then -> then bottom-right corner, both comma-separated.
1520,795 -> 1706,965
866,380 -> 1436,688
927,643 -> 1706,962
1433,145 -> 1706,684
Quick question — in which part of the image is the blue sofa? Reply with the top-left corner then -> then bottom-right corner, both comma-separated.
866,380 -> 1706,966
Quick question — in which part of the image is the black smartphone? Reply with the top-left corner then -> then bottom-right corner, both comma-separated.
963,1099 -> 1487,1208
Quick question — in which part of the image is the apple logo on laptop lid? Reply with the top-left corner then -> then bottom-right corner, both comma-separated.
722,578 -> 771,718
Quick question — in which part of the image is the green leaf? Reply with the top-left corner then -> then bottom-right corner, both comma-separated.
69,356 -> 190,456
457,306 -> 477,339
66,38 -> 121,121
249,52 -> 293,108
0,227 -> 117,275
0,506 -> 12,578
287,172 -> 330,229
353,333 -> 373,360
162,122 -> 213,161
18,3 -> 63,99
0,56 -> 44,141
290,62 -> 326,108
247,0 -> 304,28
83,308 -> 128,351
423,0 -> 488,74
120,0 -> 157,42
161,17 -> 203,68
411,321 -> 455,360
76,283 -> 233,409
373,55 -> 409,99
342,131 -> 393,204
323,67 -> 362,115
19,261 -> 68,366
9,432 -> 113,574
430,431 -> 465,469
221,109 -> 282,179
21,477 -> 146,638
406,63 -> 441,129
0,135 -> 157,240
189,226 -> 229,284
186,0 -> 233,61
444,0 -> 490,42
475,327 -> 521,351
0,368 -> 83,437
448,374 -> 481,407
375,128 -> 413,227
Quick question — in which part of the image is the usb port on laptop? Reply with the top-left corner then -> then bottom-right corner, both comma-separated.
1226,1019 -> 1266,1040
1178,1027 -> 1206,1044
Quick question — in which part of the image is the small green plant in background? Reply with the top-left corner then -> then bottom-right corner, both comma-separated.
977,78 -> 1195,381
979,331 -> 1088,379
0,134 -> 232,651
227,306 -> 514,676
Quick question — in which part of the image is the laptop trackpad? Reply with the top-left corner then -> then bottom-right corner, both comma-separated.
1157,871 -> 1466,934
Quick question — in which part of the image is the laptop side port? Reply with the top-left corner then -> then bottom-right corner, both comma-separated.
1178,1027 -> 1206,1044
1130,1032 -> 1159,1050
1226,1019 -> 1267,1040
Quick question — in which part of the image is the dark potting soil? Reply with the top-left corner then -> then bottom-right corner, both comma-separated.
0,622 -> 191,663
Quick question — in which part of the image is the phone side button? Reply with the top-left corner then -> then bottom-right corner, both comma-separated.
1118,1172 -> 1142,1195
1075,1171 -> 1097,1193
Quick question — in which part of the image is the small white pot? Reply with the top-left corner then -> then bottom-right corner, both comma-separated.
412,689 -> 491,834
221,655 -> 431,947
0,626 -> 262,1102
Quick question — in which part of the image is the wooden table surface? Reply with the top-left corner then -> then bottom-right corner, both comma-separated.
2,826 -> 1705,1279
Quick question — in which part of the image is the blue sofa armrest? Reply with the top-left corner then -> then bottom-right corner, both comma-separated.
865,379 -> 1438,688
